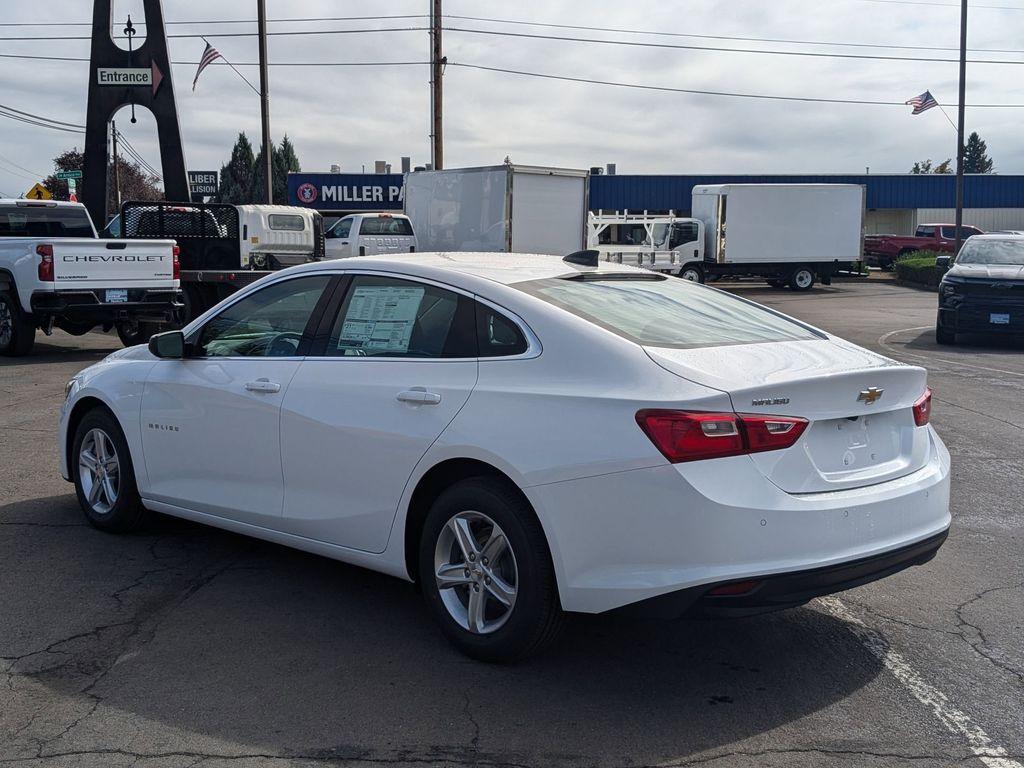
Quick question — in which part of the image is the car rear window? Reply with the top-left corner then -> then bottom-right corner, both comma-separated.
0,205 -> 94,238
516,274 -> 822,349
359,217 -> 414,236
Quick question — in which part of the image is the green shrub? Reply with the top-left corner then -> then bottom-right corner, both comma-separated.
894,250 -> 945,288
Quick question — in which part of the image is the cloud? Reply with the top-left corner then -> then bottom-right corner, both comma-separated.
0,0 -> 1020,200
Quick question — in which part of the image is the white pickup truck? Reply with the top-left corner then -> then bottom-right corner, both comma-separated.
0,199 -> 179,355
323,212 -> 417,259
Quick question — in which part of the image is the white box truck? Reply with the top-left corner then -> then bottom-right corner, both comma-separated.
691,183 -> 865,290
592,184 -> 864,290
404,164 -> 588,255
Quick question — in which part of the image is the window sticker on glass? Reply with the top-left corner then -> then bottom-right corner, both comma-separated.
338,285 -> 425,353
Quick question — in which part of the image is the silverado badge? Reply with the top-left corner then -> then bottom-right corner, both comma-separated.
857,387 -> 884,405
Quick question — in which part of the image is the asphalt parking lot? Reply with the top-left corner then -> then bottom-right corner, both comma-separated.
1,276 -> 1022,768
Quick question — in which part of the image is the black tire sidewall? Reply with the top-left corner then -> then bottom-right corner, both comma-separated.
679,265 -> 705,284
789,268 -> 815,291
0,291 -> 35,356
418,478 -> 558,662
72,408 -> 145,532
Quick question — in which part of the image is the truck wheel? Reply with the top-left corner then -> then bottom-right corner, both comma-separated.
179,283 -> 212,326
679,265 -> 705,283
0,291 -> 35,356
788,268 -> 816,291
115,320 -> 161,348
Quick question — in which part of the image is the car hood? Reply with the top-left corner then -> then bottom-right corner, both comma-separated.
947,263 -> 1024,281
102,344 -> 157,362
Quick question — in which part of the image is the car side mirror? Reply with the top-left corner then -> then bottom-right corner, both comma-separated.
935,255 -> 951,271
148,330 -> 185,359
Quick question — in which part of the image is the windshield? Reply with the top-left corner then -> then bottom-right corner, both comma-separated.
957,238 -> 1024,266
516,275 -> 822,349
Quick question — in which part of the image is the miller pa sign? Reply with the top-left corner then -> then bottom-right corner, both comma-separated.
287,173 -> 405,212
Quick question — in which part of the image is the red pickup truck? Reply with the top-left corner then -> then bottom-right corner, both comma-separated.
863,223 -> 983,269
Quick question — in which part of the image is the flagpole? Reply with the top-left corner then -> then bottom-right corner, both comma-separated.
954,0 -> 967,256
202,37 -> 261,97
934,103 -> 959,134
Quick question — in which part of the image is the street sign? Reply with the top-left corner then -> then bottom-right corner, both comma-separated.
56,170 -> 83,180
24,183 -> 51,200
188,170 -> 218,196
67,178 -> 77,191
96,62 -> 164,95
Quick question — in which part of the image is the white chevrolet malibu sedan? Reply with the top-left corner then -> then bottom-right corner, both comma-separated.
59,252 -> 950,661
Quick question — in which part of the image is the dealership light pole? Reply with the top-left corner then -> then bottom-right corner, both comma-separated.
257,0 -> 273,203
954,0 -> 967,256
430,0 -> 444,169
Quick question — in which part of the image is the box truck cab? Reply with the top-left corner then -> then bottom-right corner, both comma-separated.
323,212 -> 417,259
588,212 -> 705,281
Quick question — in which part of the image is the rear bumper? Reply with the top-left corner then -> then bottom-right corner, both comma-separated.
528,428 -> 951,614
619,530 -> 947,619
31,289 -> 182,324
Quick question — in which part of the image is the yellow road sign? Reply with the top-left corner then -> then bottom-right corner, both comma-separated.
25,183 -> 52,200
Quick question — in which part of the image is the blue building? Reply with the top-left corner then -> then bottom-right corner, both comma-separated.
290,171 -> 1024,235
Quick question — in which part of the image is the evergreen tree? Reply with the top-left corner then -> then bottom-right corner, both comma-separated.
273,135 -> 301,205
962,131 -> 994,173
218,132 -> 256,204
910,158 -> 952,174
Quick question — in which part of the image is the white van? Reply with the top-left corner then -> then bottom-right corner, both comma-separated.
324,213 -> 417,259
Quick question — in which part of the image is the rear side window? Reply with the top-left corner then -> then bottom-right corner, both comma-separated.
916,226 -> 935,237
326,275 -> 475,358
516,275 -> 822,349
0,205 -> 94,238
268,214 -> 305,231
476,303 -> 528,357
359,217 -> 414,236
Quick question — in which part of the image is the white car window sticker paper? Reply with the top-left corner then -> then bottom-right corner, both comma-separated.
338,285 -> 424,353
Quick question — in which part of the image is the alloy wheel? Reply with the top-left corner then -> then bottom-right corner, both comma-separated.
78,428 -> 120,515
434,510 -> 518,634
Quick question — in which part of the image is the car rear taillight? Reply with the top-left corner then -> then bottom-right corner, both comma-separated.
635,410 -> 808,463
36,244 -> 54,281
172,245 -> 180,280
912,387 -> 932,426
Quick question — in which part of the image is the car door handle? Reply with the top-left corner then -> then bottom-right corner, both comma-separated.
245,379 -> 281,394
397,389 -> 442,405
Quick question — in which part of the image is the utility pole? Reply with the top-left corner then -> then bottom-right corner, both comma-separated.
430,0 -> 444,169
954,0 -> 967,256
257,0 -> 273,203
111,120 -> 122,214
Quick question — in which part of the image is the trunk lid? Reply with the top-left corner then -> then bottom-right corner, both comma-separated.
645,338 -> 931,493
51,238 -> 177,290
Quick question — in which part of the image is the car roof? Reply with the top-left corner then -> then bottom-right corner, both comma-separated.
292,251 -> 646,286
0,199 -> 84,208
968,233 -> 1024,240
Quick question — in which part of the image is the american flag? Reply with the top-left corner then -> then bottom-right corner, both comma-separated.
905,90 -> 939,115
192,41 -> 222,91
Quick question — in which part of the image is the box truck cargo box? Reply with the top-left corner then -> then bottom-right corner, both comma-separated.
404,165 -> 588,255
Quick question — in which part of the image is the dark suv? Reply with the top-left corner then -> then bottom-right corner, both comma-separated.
936,235 -> 1024,344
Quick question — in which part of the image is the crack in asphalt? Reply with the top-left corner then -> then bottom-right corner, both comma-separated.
954,582 -> 1024,688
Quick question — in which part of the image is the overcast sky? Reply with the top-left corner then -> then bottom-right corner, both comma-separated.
1,0 -> 1023,198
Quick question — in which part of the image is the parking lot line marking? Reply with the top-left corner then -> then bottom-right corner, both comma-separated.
878,326 -> 1024,379
818,597 -> 1023,768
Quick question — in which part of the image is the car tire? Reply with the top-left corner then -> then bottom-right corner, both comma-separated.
678,265 -> 705,283
72,408 -> 150,532
418,477 -> 564,662
788,267 -> 816,291
115,319 -> 161,348
936,321 -> 956,346
0,290 -> 35,356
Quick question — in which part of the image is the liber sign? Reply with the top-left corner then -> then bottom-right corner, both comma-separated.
188,171 -> 218,197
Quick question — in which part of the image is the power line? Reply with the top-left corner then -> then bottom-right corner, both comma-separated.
0,14 -> 429,27
448,61 -> 1024,107
0,26 -> 428,41
0,52 -> 429,67
0,102 -> 84,128
0,150 -> 45,179
443,13 -> 1024,54
114,131 -> 162,180
443,26 -> 1024,65
0,108 -> 85,133
857,0 -> 1024,10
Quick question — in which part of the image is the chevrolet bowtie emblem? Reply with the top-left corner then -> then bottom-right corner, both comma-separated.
857,387 -> 884,405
